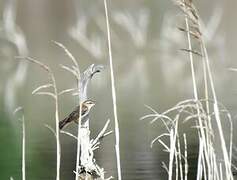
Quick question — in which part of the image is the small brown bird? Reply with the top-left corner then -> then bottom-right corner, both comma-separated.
59,100 -> 95,130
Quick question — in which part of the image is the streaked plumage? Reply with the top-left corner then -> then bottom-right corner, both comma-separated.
59,100 -> 95,130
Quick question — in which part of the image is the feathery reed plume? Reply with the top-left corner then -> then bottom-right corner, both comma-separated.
177,0 -> 233,179
103,0 -> 122,179
142,1 -> 233,179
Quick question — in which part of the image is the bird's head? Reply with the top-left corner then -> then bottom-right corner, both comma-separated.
83,99 -> 96,109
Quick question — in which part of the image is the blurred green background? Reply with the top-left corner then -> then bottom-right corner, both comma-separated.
0,0 -> 237,179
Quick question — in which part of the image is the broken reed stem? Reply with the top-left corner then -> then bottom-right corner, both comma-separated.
54,42 -> 108,178
103,0 -> 122,179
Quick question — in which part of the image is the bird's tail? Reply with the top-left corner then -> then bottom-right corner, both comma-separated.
59,118 -> 69,130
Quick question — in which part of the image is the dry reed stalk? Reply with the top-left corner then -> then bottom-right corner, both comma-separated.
14,107 -> 26,180
103,0 -> 122,179
175,0 -> 234,179
54,42 -> 109,179
22,113 -> 26,180
16,57 -> 61,180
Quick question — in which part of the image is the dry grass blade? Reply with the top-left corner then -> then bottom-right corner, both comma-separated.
60,130 -> 78,140
177,27 -> 201,39
34,92 -> 56,99
144,104 -> 159,114
16,56 -> 51,73
158,139 -> 170,151
60,64 -> 78,77
180,48 -> 203,57
92,119 -> 112,146
13,106 -> 23,115
162,162 -> 169,174
58,88 -> 77,96
32,84 -> 53,94
151,133 -> 170,148
44,124 -> 56,138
